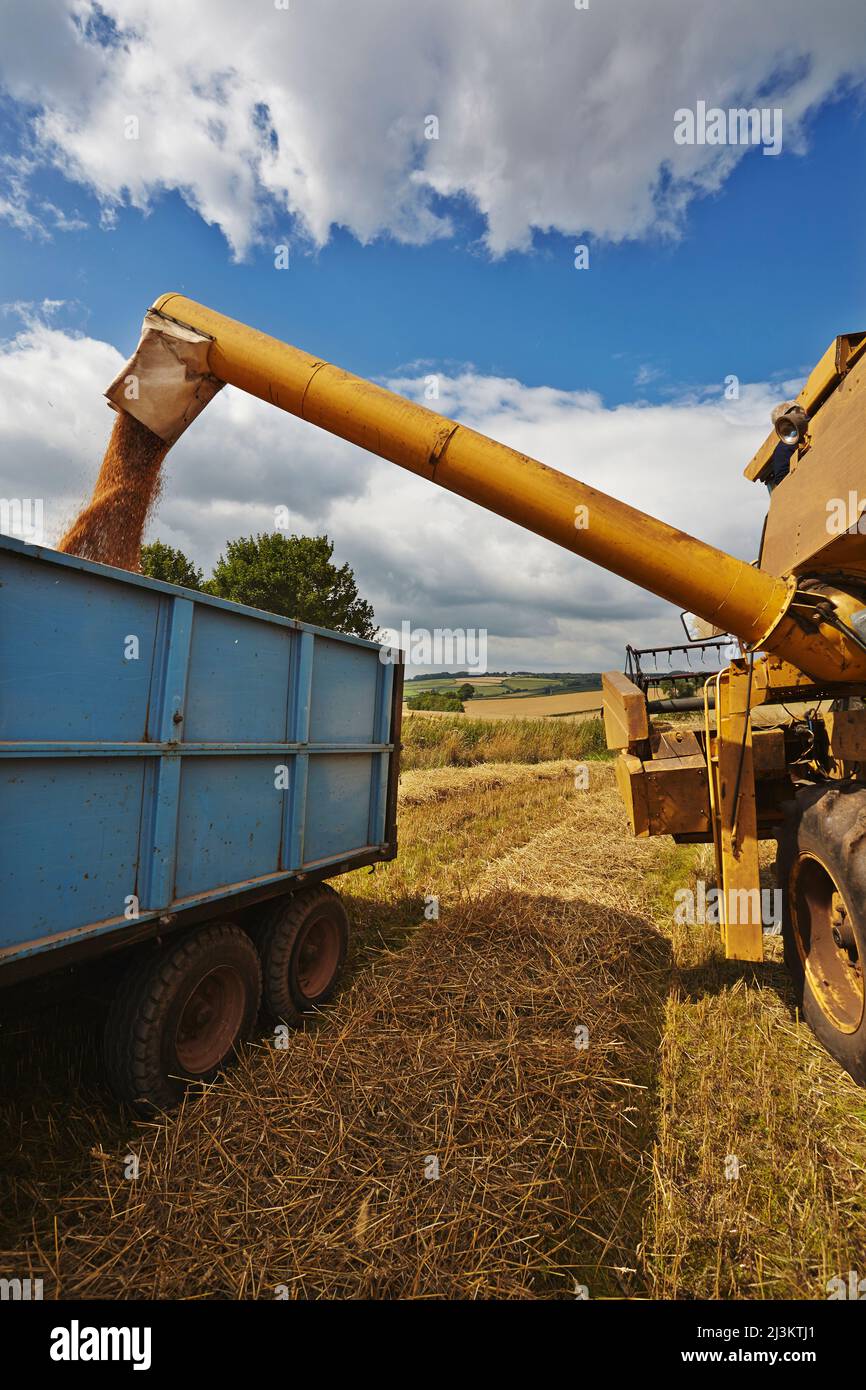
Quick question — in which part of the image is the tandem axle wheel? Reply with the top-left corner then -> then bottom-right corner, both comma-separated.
103,883 -> 350,1111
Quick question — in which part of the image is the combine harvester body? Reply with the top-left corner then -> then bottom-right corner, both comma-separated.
8,295 -> 866,1100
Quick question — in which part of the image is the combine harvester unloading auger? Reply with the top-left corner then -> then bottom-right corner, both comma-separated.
106,297 -> 866,1082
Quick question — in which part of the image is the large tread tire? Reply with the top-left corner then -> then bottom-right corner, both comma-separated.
776,783 -> 866,1084
104,922 -> 261,1112
258,884 -> 349,1025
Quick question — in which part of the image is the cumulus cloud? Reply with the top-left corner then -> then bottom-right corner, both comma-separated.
0,313 -> 777,669
0,0 -> 863,254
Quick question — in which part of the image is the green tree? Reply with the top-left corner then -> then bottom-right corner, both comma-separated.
407,692 -> 464,713
140,540 -> 204,590
457,683 -> 475,701
206,533 -> 376,637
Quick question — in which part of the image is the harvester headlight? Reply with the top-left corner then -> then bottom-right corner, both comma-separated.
771,401 -> 809,448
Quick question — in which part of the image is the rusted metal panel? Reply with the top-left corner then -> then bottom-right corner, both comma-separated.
614,753 -> 650,837
603,670 -> 649,750
615,750 -> 711,839
826,709 -> 866,762
645,759 -> 710,837
752,726 -> 787,775
650,727 -> 702,759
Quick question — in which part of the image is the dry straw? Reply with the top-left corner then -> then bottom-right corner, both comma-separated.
5,766 -> 672,1300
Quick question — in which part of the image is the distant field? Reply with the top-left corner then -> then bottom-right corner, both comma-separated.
403,689 -> 604,721
406,676 -> 503,690
406,679 -> 515,699
466,691 -> 603,720
403,673 -> 601,702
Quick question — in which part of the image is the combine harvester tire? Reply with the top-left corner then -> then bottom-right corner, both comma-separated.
777,785 -> 866,1083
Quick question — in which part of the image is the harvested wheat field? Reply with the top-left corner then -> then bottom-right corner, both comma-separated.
3,759 -> 866,1300
458,691 -> 604,720
403,691 -> 604,721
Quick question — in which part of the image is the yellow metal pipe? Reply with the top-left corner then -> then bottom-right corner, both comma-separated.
148,294 -> 866,685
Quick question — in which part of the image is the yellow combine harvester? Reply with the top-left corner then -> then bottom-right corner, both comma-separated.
109,298 -> 866,1082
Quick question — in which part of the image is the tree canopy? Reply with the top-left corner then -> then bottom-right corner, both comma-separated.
141,532 -> 376,639
140,540 -> 204,591
406,692 -> 464,713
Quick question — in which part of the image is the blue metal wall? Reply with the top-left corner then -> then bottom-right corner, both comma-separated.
0,537 -> 397,967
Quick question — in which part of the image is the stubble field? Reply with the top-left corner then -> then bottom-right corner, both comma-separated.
2,724 -> 865,1299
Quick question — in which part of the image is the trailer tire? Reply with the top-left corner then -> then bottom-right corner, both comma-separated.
104,922 -> 261,1112
258,884 -> 349,1025
776,784 -> 866,1084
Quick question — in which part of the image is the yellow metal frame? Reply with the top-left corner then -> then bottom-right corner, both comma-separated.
704,666 -> 763,962
112,294 -> 866,687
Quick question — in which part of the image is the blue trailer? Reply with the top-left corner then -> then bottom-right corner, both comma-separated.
0,534 -> 402,1108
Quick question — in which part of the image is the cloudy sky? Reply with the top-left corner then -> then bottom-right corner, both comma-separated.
1,0 -> 865,670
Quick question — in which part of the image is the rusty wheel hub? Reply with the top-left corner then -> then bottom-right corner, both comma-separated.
792,855 -> 864,1035
175,966 -> 246,1074
295,912 -> 341,999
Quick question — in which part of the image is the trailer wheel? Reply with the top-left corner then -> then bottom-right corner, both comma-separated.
776,784 -> 866,1083
104,922 -> 261,1111
258,884 -> 349,1024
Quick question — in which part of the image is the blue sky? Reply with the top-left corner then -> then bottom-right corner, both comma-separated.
1,0 -> 865,670
3,98 -> 864,402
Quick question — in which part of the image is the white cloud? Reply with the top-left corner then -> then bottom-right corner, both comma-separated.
0,313 -> 777,670
0,0 -> 863,254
